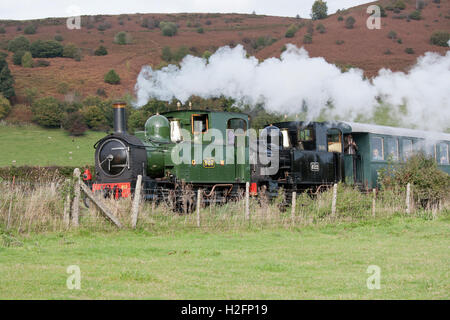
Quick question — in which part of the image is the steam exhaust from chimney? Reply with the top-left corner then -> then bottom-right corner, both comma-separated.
113,102 -> 127,134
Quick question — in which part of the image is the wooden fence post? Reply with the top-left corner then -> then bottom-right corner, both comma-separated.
71,168 -> 81,227
331,184 -> 338,217
245,182 -> 250,220
291,191 -> 297,225
80,183 -> 122,228
406,183 -> 411,215
63,193 -> 71,228
372,189 -> 376,217
131,175 -> 143,229
196,189 -> 201,227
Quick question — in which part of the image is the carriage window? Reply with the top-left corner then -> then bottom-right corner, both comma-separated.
371,137 -> 384,161
438,143 -> 449,165
192,114 -> 208,134
281,129 -> 291,148
386,137 -> 399,161
402,139 -> 413,161
170,120 -> 182,143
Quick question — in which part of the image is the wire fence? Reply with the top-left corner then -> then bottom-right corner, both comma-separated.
0,177 -> 448,236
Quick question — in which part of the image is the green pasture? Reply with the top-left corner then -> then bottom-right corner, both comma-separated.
0,215 -> 448,299
0,124 -> 105,167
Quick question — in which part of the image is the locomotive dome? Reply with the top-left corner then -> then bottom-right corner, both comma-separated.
145,114 -> 170,143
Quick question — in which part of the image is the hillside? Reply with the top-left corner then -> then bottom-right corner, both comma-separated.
0,0 -> 449,103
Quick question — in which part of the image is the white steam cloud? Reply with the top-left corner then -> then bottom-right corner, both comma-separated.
135,44 -> 450,131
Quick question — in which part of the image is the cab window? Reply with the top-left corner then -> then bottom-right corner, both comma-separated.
227,118 -> 247,145
281,129 -> 291,148
298,127 -> 315,150
192,114 -> 208,134
327,130 -> 342,153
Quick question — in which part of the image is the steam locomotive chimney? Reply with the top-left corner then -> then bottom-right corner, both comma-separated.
113,102 -> 127,134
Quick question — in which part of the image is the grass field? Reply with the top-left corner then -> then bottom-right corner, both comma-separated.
0,124 -> 105,167
1,215 -> 449,299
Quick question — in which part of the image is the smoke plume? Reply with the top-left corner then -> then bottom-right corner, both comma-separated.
135,43 -> 450,131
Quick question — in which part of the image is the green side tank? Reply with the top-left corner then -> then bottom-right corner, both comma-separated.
144,115 -> 171,178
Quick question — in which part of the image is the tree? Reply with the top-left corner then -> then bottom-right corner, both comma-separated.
8,36 -> 30,53
0,58 -> 15,100
345,16 -> 356,29
173,46 -> 189,62
80,105 -> 107,130
0,94 -> 11,119
94,45 -> 108,56
303,34 -> 313,44
104,69 -> 121,84
311,0 -> 328,20
0,27 -> 5,34
409,10 -> 422,20
62,112 -> 87,136
32,97 -> 63,127
21,51 -> 33,68
12,50 -> 26,65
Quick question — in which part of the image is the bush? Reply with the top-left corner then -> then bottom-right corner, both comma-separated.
394,0 -> 406,10
337,16 -> 344,21
12,50 -> 26,65
160,21 -> 178,37
141,17 -> 159,29
345,16 -> 356,29
57,82 -> 70,94
197,27 -> 204,34
161,46 -> 172,62
114,31 -> 132,45
303,34 -> 313,44
336,40 -> 344,45
409,10 -> 422,20
94,45 -> 108,56
430,31 -> 450,47
397,38 -> 403,44
62,112 -> 87,136
104,69 -> 120,84
80,105 -> 107,129
173,46 -> 189,62
62,43 -> 79,58
32,97 -> 63,127
405,47 -> 415,54
316,23 -> 326,33
379,153 -> 450,207
24,25 -> 36,34
97,22 -> 112,31
388,30 -> 397,39
8,36 -> 30,53
384,49 -> 393,55
21,51 -> 33,68
285,24 -> 297,38
54,34 -> 63,42
30,40 -> 63,58
96,88 -> 107,97
0,27 -> 5,34
0,94 -> 11,119
311,0 -> 328,20
202,50 -> 212,60
6,104 -> 33,124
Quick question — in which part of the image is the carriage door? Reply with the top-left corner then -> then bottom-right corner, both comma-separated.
327,129 -> 343,182
227,118 -> 247,183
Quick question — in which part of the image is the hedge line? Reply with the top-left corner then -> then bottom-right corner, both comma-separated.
0,166 -> 95,182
